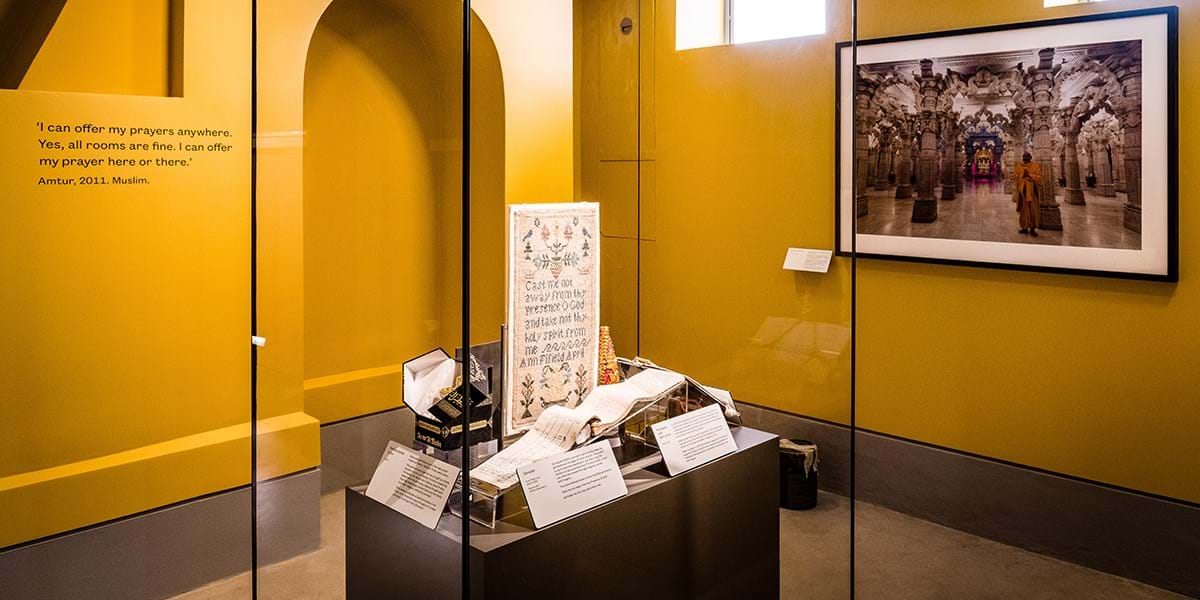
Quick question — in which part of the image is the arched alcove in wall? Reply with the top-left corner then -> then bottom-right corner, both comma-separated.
302,0 -> 505,423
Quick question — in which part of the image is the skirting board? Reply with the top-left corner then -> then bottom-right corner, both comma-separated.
0,411 -> 317,548
736,402 -> 1200,598
0,469 -> 320,600
737,403 -> 852,496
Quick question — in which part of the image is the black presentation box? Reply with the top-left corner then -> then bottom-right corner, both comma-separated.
415,402 -> 494,451
427,379 -> 489,425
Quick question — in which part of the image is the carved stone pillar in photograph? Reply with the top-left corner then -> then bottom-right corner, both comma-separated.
1117,109 -> 1141,232
1057,147 -> 1065,187
1096,143 -> 1116,197
911,145 -> 919,184
888,144 -> 897,183
895,133 -> 914,199
867,146 -> 877,189
912,60 -> 944,223
853,77 -> 879,218
1000,141 -> 1009,191
940,113 -> 958,201
1004,112 -> 1024,195
914,117 -> 940,222
1113,143 -> 1127,193
1089,139 -> 1099,178
955,141 -> 965,193
1112,47 -> 1143,233
1062,126 -> 1086,205
875,126 -> 893,191
1027,48 -> 1063,230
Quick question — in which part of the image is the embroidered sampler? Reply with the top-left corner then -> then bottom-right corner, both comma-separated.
504,203 -> 600,437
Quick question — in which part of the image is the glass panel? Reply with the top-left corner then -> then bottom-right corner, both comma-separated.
1,1 -> 254,598
253,0 -> 466,597
464,0 -> 855,598
853,1 -> 1194,598
636,1 -> 854,598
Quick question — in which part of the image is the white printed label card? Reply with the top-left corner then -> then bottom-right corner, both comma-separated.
783,247 -> 834,273
365,441 -> 461,530
517,442 -> 627,529
651,403 -> 738,476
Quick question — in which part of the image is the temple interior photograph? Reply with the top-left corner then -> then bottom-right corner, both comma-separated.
0,1 -> 1196,599
855,40 -> 1143,248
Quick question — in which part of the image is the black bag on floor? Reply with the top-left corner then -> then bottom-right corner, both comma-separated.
779,439 -> 818,510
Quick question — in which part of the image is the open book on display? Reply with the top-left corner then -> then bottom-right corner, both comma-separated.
471,369 -> 685,496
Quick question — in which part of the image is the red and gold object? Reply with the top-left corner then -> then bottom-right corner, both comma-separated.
598,326 -> 620,385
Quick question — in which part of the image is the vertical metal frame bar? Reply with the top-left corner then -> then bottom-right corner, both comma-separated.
849,0 -> 858,597
461,1 -> 473,598
250,0 -> 260,597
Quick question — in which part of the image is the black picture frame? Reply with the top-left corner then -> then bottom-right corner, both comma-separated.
835,7 -> 1178,282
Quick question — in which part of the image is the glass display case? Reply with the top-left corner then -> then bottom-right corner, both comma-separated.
3,1 -> 1197,599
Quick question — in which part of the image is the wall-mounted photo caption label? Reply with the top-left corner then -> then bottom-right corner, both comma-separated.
783,247 -> 834,273
365,441 -> 460,530
651,403 -> 738,476
518,441 -> 627,529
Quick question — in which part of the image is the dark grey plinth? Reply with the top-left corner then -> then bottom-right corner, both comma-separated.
346,427 -> 780,600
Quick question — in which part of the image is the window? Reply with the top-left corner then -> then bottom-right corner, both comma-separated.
731,0 -> 825,45
676,0 -> 825,51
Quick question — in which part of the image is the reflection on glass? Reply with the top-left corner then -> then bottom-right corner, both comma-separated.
1,1 -> 252,598
253,0 -> 467,597
853,2 -> 1192,598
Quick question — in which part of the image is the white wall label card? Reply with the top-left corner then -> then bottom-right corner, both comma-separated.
365,441 -> 460,530
783,247 -> 834,273
517,441 -> 627,529
651,404 -> 739,476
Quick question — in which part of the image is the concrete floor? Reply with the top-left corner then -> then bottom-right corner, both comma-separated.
175,492 -> 1188,599
786,494 -> 1188,600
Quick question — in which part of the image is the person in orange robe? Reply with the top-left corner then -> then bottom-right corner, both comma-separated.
1012,151 -> 1042,237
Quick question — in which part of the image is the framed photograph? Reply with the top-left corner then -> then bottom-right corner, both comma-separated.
836,7 -> 1177,281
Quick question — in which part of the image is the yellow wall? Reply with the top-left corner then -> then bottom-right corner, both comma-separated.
302,1 -> 449,423
0,0 -> 569,548
631,0 -> 856,425
257,0 -> 570,433
20,0 -> 175,97
855,0 -> 1200,504
259,0 -> 560,430
578,0 -> 655,357
256,0 -> 559,431
4,0 -> 1189,553
0,0 -> 317,548
474,0 -> 575,203
614,0 -> 1197,504
297,0 -> 507,423
254,0 -> 331,458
